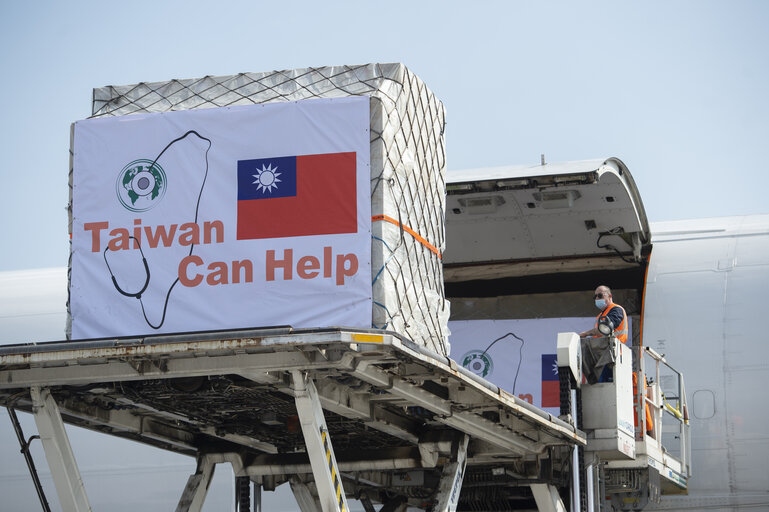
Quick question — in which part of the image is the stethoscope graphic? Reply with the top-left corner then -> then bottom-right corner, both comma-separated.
103,235 -> 150,299
102,130 -> 212,329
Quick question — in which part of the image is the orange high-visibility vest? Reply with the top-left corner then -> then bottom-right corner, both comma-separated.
633,372 -> 654,434
595,303 -> 628,343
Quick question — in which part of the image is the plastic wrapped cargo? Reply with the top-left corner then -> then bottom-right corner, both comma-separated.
68,63 -> 450,356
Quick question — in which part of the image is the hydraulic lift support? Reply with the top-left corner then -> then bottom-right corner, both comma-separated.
0,328 -> 586,511
29,386 -> 92,512
557,332 -> 691,512
8,406 -> 52,512
292,370 -> 351,512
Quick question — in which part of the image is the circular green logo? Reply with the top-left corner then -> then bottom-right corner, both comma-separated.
116,159 -> 167,212
461,350 -> 493,378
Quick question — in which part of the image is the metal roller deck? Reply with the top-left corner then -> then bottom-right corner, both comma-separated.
0,327 -> 585,511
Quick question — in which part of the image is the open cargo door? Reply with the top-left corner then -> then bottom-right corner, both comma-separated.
444,157 -> 652,329
443,160 -> 689,510
444,157 -> 651,283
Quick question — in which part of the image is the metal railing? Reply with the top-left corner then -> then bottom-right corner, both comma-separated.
636,345 -> 691,479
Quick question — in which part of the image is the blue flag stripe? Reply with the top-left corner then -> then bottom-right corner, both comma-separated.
237,156 -> 297,200
541,354 -> 559,381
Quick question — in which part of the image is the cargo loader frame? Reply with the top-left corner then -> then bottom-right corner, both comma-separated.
557,333 -> 691,512
7,406 -> 53,512
0,327 -> 585,511
29,386 -> 92,512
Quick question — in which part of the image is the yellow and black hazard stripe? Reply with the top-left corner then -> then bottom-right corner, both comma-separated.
321,428 -> 346,512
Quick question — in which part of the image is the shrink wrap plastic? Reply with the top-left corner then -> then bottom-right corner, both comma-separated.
69,64 -> 450,355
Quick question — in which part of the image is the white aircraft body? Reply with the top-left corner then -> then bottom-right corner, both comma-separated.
1,158 -> 767,511
640,214 -> 769,510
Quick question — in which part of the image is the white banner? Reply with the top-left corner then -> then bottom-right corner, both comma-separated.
449,317 -> 632,415
71,97 -> 371,339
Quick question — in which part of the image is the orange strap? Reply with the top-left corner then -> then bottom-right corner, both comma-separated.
372,215 -> 442,259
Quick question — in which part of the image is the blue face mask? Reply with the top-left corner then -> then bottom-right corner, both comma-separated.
595,299 -> 607,310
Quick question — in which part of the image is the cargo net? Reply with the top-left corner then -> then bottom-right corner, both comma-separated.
78,63 -> 450,356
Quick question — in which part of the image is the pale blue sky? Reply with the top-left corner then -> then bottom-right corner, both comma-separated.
1,1 -> 768,270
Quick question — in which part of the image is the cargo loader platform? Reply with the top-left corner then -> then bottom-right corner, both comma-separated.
0,327 -> 585,511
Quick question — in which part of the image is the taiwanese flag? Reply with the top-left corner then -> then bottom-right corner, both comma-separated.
237,152 -> 357,240
541,354 -> 560,408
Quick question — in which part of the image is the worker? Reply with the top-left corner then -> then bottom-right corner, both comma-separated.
579,285 -> 653,436
579,285 -> 627,343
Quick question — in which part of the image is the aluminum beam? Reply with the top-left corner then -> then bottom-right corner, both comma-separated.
30,386 -> 92,512
290,475 -> 323,512
292,371 -> 351,512
433,433 -> 469,512
176,455 -> 216,512
0,350 -> 336,389
243,447 -> 423,476
351,362 -> 543,455
530,483 -> 568,512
